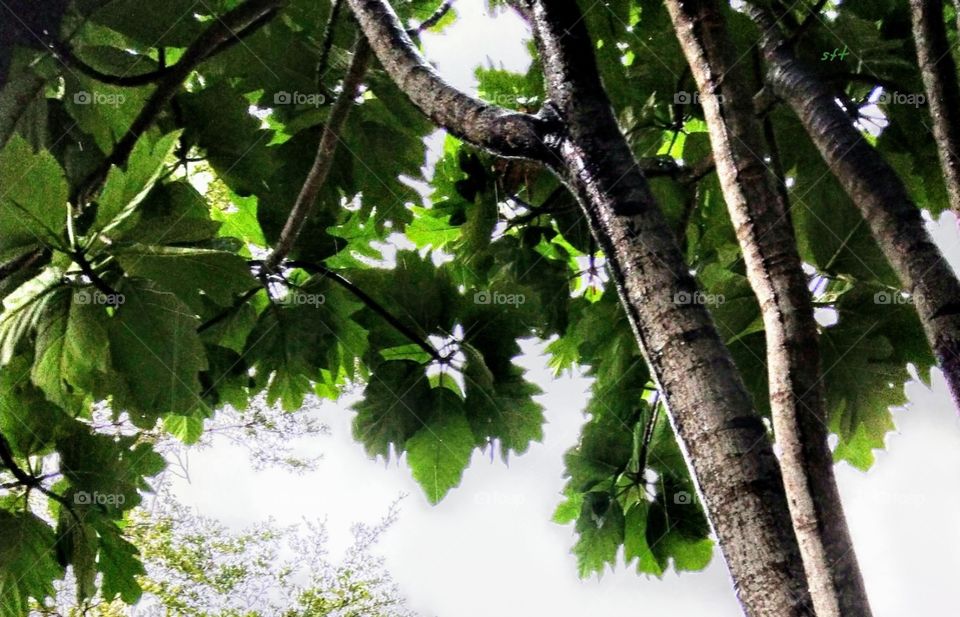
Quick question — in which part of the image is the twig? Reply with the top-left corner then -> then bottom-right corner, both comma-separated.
408,0 -> 455,34
264,35 -> 372,271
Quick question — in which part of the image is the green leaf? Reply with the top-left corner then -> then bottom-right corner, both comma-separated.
405,405 -> 475,504
108,278 -> 208,420
0,135 -> 67,259
96,520 -> 146,603
573,493 -> 624,577
0,510 -> 63,617
93,130 -> 181,236
114,244 -> 257,313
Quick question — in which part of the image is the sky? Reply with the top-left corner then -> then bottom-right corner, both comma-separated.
171,2 -> 960,616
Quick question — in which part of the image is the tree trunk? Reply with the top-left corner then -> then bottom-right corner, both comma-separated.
748,2 -> 960,413
664,2 -> 871,615
525,2 -> 814,614
348,0 -> 817,613
910,0 -> 960,218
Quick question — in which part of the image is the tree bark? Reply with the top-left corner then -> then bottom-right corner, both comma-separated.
747,2 -> 960,414
910,0 -> 960,218
349,0 -> 818,613
665,2 -> 871,615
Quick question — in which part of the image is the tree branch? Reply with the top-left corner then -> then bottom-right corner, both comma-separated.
522,1 -> 814,613
666,1 -> 870,614
408,0 -> 455,34
264,36 -> 372,271
747,0 -> 960,413
909,0 -> 960,217
346,0 -> 554,160
76,0 -> 285,203
286,259 -> 443,362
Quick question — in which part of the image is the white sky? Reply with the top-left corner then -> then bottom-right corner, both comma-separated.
171,2 -> 960,615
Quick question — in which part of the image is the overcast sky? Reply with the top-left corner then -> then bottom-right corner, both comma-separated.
171,2 -> 960,615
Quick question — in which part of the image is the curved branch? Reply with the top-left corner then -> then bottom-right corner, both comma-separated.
747,1 -> 960,414
666,1 -> 870,615
76,0 -> 285,203
910,0 -> 960,217
346,0 -> 553,160
265,36 -> 372,271
409,0 -> 455,34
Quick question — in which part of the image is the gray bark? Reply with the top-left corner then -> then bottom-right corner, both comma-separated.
349,0 -> 819,613
910,0 -> 960,217
748,2 -> 960,414
665,1 -> 871,615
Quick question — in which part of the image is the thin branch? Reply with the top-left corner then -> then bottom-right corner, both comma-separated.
76,0 -> 285,204
316,0 -> 344,88
265,35 -> 372,271
197,287 -> 261,334
0,247 -> 48,284
346,0 -> 554,160
286,259 -> 443,362
49,13 -> 274,89
408,0 -> 455,34
0,434 -> 79,521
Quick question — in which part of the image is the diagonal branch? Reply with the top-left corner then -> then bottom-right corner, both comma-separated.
909,0 -> 960,217
521,1 -> 814,613
346,0 -> 554,160
747,1 -> 960,414
264,36 -> 372,271
665,1 -> 870,615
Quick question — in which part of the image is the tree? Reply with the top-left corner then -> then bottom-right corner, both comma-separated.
0,0 -> 957,615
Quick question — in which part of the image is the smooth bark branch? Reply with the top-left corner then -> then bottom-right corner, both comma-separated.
665,1 -> 871,615
346,0 -> 553,160
747,2 -> 960,413
525,1 -> 813,614
265,37 -> 372,271
910,0 -> 960,217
